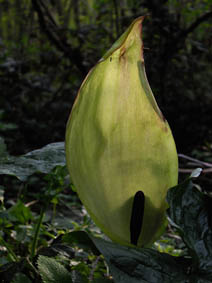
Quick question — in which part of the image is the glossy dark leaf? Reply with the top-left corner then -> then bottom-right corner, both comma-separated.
62,231 -> 100,255
0,142 -> 66,181
39,244 -> 75,259
167,172 -> 212,278
90,236 -> 188,283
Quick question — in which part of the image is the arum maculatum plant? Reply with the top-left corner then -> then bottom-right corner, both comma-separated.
66,16 -> 178,247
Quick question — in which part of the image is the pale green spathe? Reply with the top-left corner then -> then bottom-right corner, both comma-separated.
66,16 -> 178,247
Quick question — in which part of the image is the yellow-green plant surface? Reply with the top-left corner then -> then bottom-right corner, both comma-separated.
66,16 -> 178,247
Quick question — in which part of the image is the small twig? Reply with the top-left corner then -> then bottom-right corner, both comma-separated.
178,153 -> 212,168
180,11 -> 212,39
166,233 -> 182,241
179,168 -> 212,174
26,256 -> 40,275
39,0 -> 58,28
89,255 -> 101,282
25,200 -> 38,207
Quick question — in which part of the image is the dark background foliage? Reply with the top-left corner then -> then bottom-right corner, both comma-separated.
0,0 -> 211,155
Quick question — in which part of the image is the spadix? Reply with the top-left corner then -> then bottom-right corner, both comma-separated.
65,16 -> 178,247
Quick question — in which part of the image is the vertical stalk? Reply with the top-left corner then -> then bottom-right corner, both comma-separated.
30,206 -> 45,259
0,237 -> 18,262
51,201 -> 57,225
113,0 -> 120,37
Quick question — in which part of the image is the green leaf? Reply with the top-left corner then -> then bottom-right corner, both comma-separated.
90,236 -> 188,283
37,255 -> 73,283
39,244 -> 75,259
62,231 -> 100,255
12,273 -> 32,283
167,173 -> 212,278
0,142 -> 66,181
8,200 -> 32,224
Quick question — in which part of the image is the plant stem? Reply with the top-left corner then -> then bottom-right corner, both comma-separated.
0,237 -> 18,262
31,206 -> 45,259
113,0 -> 120,37
52,201 -> 57,225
